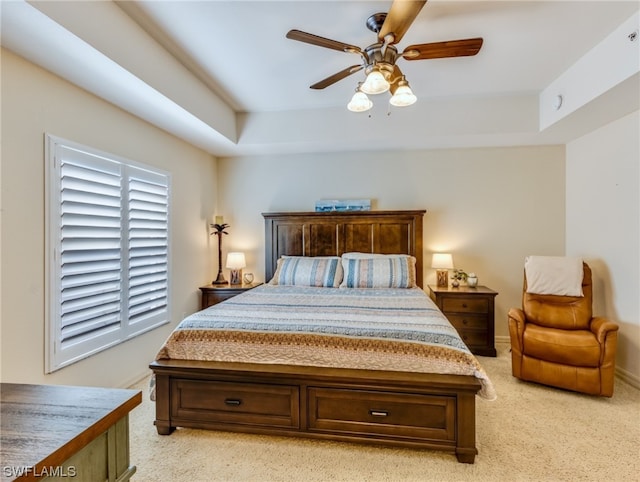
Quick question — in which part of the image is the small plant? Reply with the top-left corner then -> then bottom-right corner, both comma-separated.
451,269 -> 468,282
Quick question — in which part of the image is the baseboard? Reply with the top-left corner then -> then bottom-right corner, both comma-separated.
615,366 -> 640,390
119,369 -> 152,389
494,336 -> 640,390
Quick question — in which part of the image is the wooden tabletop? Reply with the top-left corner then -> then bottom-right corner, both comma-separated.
199,282 -> 262,290
428,284 -> 498,295
1,383 -> 141,481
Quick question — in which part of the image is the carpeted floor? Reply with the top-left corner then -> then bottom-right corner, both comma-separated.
128,343 -> 640,481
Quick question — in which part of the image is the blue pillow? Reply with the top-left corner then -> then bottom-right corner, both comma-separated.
269,256 -> 343,287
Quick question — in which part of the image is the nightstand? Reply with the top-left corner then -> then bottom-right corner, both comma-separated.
428,285 -> 498,357
199,283 -> 262,310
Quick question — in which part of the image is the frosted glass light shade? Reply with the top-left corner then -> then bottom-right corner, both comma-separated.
360,70 -> 390,95
347,91 -> 373,112
389,84 -> 417,106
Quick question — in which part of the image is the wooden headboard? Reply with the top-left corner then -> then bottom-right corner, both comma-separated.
263,210 -> 426,287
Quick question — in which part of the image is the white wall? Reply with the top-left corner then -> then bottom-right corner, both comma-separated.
566,110 -> 640,386
0,49 -> 218,388
5,46 -> 635,388
217,146 -> 566,341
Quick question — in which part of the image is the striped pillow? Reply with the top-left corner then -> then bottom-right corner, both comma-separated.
269,256 -> 343,287
340,255 -> 417,288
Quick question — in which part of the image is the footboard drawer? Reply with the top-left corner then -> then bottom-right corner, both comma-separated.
171,379 -> 299,429
307,387 -> 456,442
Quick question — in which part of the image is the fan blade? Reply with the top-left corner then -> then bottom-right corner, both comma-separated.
378,0 -> 427,44
402,38 -> 484,60
286,29 -> 362,54
310,65 -> 364,90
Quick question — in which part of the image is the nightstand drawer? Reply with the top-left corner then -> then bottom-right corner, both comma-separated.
442,297 -> 488,314
172,379 -> 299,429
307,387 -> 455,442
447,314 -> 489,330
199,283 -> 262,309
202,291 -> 235,307
428,285 -> 498,357
456,330 -> 489,348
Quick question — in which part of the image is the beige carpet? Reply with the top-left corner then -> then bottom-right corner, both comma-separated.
129,343 -> 640,481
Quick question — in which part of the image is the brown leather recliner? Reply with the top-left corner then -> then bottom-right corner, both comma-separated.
508,263 -> 619,397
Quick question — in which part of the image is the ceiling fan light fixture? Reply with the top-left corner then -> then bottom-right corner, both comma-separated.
347,91 -> 373,112
360,69 -> 390,95
389,83 -> 417,107
288,3 -> 484,115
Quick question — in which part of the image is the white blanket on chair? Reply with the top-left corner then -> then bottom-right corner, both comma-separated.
525,256 -> 584,296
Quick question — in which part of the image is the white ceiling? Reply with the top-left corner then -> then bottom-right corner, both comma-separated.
124,0 -> 635,111
2,1 -> 639,157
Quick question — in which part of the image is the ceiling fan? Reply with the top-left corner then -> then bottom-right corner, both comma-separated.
286,0 -> 483,112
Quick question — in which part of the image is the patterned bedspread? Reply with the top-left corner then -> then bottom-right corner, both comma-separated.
155,285 -> 496,400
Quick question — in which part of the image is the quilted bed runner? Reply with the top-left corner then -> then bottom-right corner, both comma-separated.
155,285 -> 496,400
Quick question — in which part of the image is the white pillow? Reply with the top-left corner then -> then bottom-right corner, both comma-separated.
525,256 -> 584,297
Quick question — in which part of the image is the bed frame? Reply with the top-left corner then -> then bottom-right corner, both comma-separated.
150,210 -> 483,463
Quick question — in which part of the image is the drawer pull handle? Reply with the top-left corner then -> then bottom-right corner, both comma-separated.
369,410 -> 388,417
224,398 -> 242,406
462,319 -> 468,325
462,303 -> 468,308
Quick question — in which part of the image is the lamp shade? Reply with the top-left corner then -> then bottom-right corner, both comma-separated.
389,84 -> 417,107
226,252 -> 246,269
347,91 -> 373,112
360,70 -> 390,95
431,253 -> 454,269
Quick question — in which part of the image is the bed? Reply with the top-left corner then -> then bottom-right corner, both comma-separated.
150,210 -> 495,463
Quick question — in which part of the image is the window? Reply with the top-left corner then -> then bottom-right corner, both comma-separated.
45,135 -> 170,372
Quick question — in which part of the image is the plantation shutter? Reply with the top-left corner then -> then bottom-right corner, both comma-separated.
127,168 -> 169,330
47,136 -> 170,372
56,147 -> 124,364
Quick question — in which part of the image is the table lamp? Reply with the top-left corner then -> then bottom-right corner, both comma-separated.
226,252 -> 246,285
432,253 -> 454,287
